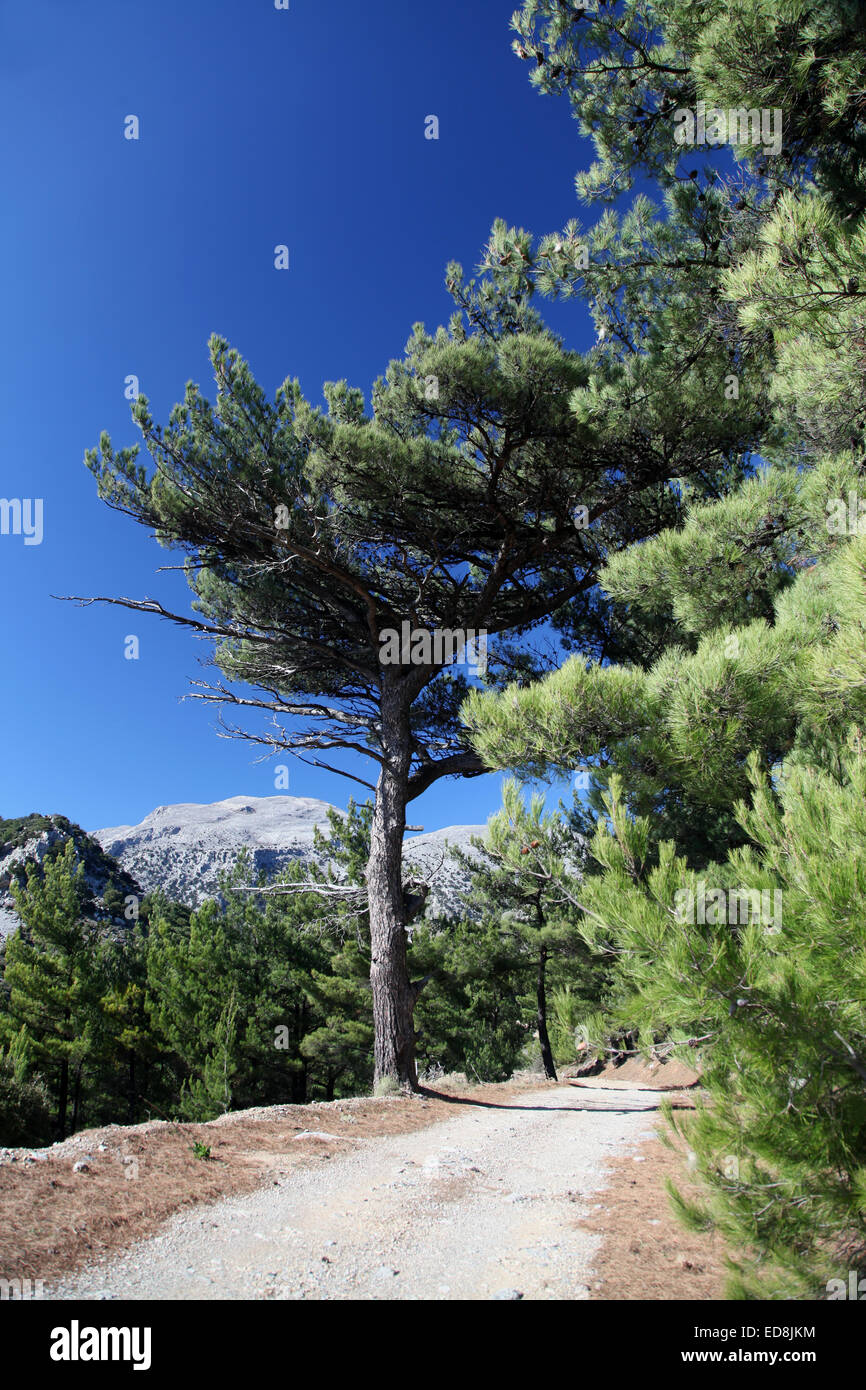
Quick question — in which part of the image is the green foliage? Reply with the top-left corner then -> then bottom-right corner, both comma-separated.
549,986 -> 593,1066
0,827 -> 377,1138
415,782 -> 609,1082
465,205 -> 866,1302
144,855 -> 348,1118
413,915 -> 528,1082
570,746 -> 866,1298
511,0 -> 866,216
0,814 -> 57,855
462,10 -> 866,1286
0,1034 -> 53,1147
465,404 -> 866,1295
83,303 -> 664,771
1,842 -> 103,1137
722,192 -> 866,453
465,522 -> 866,818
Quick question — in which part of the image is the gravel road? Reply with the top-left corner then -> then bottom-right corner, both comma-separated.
48,1084 -> 663,1301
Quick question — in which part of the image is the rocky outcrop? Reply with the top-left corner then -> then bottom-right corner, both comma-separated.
0,814 -> 143,940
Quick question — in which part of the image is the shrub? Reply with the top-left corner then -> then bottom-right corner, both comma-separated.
0,1053 -> 53,1147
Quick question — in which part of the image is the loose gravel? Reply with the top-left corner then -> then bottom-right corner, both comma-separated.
47,1085 -> 662,1301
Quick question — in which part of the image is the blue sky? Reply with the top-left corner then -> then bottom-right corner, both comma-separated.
0,0 -> 598,834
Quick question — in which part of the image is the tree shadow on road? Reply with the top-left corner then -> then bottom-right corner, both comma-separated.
417,1087 -> 672,1114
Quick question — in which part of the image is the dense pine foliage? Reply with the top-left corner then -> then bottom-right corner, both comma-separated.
460,0 -> 866,1299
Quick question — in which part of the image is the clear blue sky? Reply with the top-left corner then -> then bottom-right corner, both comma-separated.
0,0 -> 598,834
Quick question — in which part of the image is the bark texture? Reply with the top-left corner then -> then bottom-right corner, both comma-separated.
366,683 -> 418,1090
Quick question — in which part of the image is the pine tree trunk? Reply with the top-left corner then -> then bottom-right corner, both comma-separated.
367,683 -> 418,1091
71,1061 -> 84,1133
536,945 -> 557,1082
57,1057 -> 69,1139
127,1050 -> 136,1125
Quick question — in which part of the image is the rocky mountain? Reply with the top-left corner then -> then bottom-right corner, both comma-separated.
0,814 -> 143,941
95,795 -> 334,907
0,797 -> 488,940
94,795 -> 486,921
399,822 -> 487,919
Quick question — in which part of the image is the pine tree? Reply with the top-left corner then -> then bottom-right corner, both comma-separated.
2,842 -> 102,1136
481,1 -> 866,529
96,912 -> 166,1126
448,780 -> 596,1079
463,447 -> 866,1297
76,276 -> 748,1088
297,803 -> 376,1097
510,0 -> 866,215
412,915 -> 527,1083
559,740 -> 866,1298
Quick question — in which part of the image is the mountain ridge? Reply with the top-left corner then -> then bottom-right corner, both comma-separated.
95,793 -> 486,919
0,796 -> 487,937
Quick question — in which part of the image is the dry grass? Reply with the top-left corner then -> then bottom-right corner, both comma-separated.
567,1059 -> 728,1301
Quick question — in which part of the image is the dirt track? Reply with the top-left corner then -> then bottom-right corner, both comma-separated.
47,1083 -> 665,1301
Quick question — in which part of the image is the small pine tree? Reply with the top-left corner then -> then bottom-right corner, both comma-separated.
446,780 -> 599,1080
567,744 -> 866,1298
1,842 -> 102,1136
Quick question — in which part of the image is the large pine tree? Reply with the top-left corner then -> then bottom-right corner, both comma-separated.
456,0 -> 866,1294
77,272 -> 758,1087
